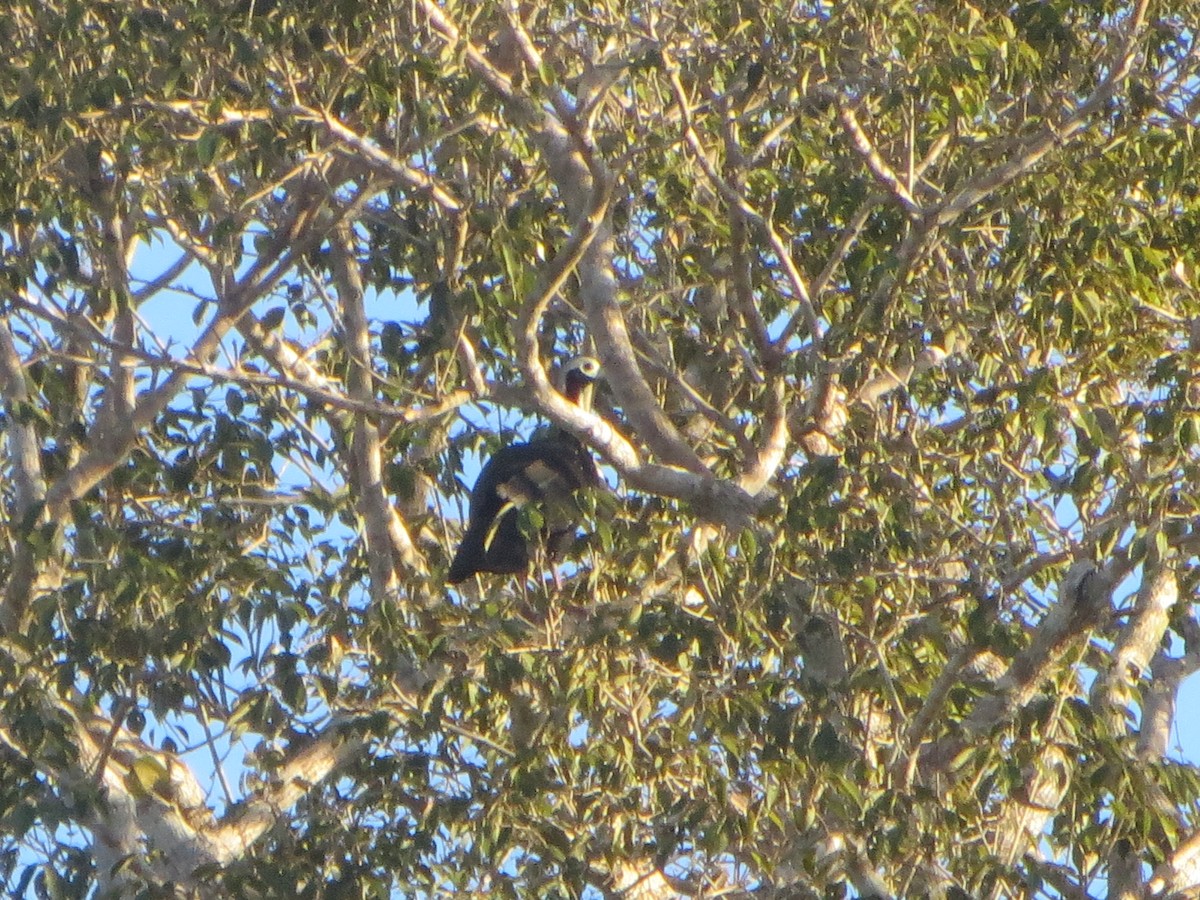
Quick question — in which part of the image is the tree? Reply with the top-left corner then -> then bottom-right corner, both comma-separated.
1,0 -> 1199,896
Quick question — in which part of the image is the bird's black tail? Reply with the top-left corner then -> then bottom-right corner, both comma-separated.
446,530 -> 482,583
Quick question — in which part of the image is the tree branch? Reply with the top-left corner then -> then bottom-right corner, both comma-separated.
0,321 -> 48,631
330,225 -> 423,586
836,101 -> 921,216
1092,564 -> 1176,733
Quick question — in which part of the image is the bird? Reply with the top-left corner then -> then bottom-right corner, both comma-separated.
446,356 -> 602,585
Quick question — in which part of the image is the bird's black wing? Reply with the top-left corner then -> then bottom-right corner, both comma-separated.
446,436 -> 599,583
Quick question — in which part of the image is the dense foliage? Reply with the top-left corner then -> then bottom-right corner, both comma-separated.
2,1 -> 1200,897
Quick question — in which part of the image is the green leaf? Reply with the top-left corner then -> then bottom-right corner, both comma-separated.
196,127 -> 223,166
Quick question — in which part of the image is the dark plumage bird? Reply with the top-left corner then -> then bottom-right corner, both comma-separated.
446,357 -> 602,584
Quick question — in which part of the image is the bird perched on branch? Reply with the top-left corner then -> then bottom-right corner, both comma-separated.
447,356 -> 602,585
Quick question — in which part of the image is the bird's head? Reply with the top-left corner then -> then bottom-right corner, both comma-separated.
561,356 -> 600,411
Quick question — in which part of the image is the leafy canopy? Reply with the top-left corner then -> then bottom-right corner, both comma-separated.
1,1 -> 1200,898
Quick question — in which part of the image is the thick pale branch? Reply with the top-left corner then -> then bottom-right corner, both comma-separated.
299,107 -> 465,213
907,563 -> 1116,878
546,124 -> 711,475
212,725 -> 368,862
738,379 -> 790,497
1138,646 -> 1200,761
1107,840 -> 1143,900
1112,565 -> 1176,685
330,226 -> 422,584
854,345 -> 950,409
993,740 -> 1073,868
836,102 -> 921,216
917,561 -> 1111,780
1150,827 -> 1200,897
0,692 -> 212,891
1,682 -> 375,888
497,4 -> 583,131
580,221 -> 714,474
964,561 -> 1111,737
415,8 -> 779,517
1093,564 -> 1176,733
417,0 -> 521,105
96,199 -> 137,439
0,324 -> 45,518
0,321 -> 48,631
